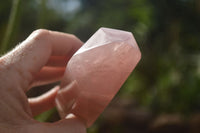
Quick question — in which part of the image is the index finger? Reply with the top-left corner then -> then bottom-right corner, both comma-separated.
26,29 -> 82,56
1,29 -> 83,91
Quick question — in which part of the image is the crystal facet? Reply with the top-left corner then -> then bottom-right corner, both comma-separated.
56,27 -> 141,127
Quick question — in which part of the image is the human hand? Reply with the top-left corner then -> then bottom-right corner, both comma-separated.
0,29 -> 86,133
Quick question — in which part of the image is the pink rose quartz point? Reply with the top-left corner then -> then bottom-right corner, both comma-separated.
56,27 -> 141,127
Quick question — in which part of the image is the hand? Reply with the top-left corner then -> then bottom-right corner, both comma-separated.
0,29 -> 86,133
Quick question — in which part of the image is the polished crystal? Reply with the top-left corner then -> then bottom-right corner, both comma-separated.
56,27 -> 141,127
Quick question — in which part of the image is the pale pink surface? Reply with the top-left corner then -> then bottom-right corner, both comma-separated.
56,27 -> 141,127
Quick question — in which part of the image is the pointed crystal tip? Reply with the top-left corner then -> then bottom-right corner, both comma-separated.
75,27 -> 139,55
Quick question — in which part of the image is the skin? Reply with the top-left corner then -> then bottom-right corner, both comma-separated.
0,29 -> 86,133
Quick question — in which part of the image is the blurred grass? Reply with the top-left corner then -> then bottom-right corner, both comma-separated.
0,0 -> 21,53
35,108 -> 57,122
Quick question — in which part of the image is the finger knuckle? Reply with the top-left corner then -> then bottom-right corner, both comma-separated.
69,34 -> 78,40
30,29 -> 50,41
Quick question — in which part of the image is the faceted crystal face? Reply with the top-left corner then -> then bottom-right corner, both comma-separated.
75,28 -> 139,55
56,27 -> 141,127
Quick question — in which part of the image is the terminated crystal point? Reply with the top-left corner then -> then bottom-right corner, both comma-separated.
56,27 -> 141,127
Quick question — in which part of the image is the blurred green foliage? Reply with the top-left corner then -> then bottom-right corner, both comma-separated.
0,0 -> 200,132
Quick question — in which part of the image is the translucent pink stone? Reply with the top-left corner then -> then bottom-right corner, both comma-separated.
56,27 -> 141,127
